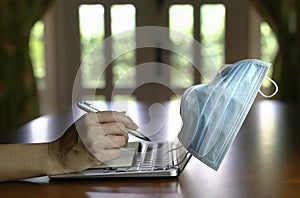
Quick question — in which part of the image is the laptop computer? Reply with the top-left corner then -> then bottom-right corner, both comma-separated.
49,140 -> 192,179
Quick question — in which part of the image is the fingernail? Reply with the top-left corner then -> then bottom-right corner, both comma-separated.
132,122 -> 139,129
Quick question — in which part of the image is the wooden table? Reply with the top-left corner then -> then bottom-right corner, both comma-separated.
0,100 -> 299,198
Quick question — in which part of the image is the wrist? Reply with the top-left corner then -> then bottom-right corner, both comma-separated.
45,141 -> 66,175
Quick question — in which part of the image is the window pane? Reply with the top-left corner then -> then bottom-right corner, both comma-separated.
200,4 -> 225,78
111,4 -> 136,88
169,5 -> 194,88
260,22 -> 278,63
113,95 -> 136,101
29,21 -> 45,90
79,4 -> 105,88
83,95 -> 106,101
260,22 -> 278,87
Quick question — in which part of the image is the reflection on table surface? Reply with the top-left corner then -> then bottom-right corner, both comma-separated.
0,99 -> 300,198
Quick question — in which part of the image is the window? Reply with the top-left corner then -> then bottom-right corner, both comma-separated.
78,4 -> 136,101
169,5 -> 194,88
169,3 -> 226,86
29,20 -> 47,114
111,4 -> 136,89
29,21 -> 46,91
200,4 -> 225,71
260,22 -> 278,65
260,22 -> 278,87
79,4 -> 105,89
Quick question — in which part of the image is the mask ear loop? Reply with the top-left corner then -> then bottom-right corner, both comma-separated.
164,145 -> 192,166
258,76 -> 279,98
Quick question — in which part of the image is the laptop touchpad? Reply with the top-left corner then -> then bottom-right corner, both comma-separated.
90,142 -> 140,169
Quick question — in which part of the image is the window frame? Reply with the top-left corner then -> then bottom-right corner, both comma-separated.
42,0 -> 261,113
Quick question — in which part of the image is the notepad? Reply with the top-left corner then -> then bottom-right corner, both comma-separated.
90,142 -> 140,168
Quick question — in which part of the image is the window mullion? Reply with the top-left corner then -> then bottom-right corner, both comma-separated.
193,4 -> 201,84
104,4 -> 113,100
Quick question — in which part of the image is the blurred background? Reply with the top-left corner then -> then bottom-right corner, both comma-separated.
0,0 -> 299,132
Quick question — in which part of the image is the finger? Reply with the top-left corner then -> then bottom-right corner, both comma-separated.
85,123 -> 128,140
82,119 -> 128,139
95,111 -> 138,130
101,122 -> 127,135
106,135 -> 128,148
86,136 -> 128,151
89,135 -> 128,150
93,149 -> 122,162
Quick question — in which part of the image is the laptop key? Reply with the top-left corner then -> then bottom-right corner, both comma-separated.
127,167 -> 140,172
164,165 -> 172,170
153,166 -> 164,170
140,167 -> 152,171
115,167 -> 128,172
102,168 -> 110,173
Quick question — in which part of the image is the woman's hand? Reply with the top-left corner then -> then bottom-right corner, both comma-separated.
47,111 -> 138,175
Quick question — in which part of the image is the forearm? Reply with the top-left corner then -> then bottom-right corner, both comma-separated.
0,112 -> 136,182
0,143 -> 50,182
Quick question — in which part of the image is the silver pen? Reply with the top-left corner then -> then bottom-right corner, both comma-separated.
77,101 -> 151,142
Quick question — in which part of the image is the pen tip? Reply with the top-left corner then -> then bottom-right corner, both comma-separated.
144,137 -> 151,142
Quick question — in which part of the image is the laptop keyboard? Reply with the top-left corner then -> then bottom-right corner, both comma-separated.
102,142 -> 174,173
135,142 -> 173,171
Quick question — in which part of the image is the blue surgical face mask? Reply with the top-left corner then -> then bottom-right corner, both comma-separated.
178,59 -> 273,170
